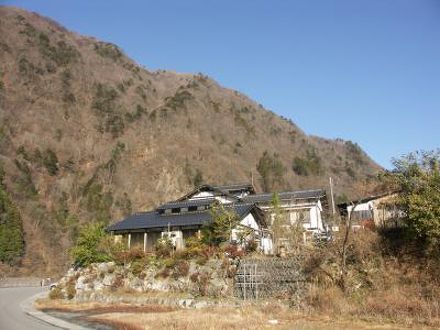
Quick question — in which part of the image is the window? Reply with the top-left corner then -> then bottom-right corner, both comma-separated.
171,208 -> 180,214
351,210 -> 373,221
188,206 -> 197,212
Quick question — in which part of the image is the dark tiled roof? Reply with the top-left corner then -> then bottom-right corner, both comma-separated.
337,192 -> 398,209
157,198 -> 216,211
211,183 -> 255,193
176,183 -> 255,201
242,189 -> 326,203
108,203 -> 256,232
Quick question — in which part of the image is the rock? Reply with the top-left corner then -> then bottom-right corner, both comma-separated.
75,275 -> 87,291
129,278 -> 143,292
97,262 -> 115,274
93,280 -> 104,291
193,300 -> 208,309
143,280 -> 169,292
103,273 -> 116,286
178,299 -> 194,308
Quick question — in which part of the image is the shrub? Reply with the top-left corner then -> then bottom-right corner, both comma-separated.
156,267 -> 171,279
43,148 -> 59,176
155,238 -> 174,258
196,256 -> 208,266
130,260 -> 145,276
173,260 -> 190,278
190,271 -> 210,296
70,223 -> 112,267
66,283 -> 76,300
222,244 -> 244,259
94,42 -> 123,61
163,257 -> 177,269
292,148 -> 323,177
14,159 -> 37,197
184,235 -> 207,257
164,90 -> 193,110
92,83 -> 118,113
113,247 -> 145,265
49,287 -> 63,299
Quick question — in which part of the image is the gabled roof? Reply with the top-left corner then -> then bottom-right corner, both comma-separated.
242,189 -> 327,204
107,203 -> 261,232
176,183 -> 255,201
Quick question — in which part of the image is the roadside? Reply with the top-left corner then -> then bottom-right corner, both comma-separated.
36,297 -> 433,330
21,288 -> 90,330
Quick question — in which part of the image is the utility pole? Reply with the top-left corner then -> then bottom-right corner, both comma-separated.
329,177 -> 336,215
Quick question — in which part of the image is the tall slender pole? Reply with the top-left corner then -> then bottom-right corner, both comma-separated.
329,177 -> 336,215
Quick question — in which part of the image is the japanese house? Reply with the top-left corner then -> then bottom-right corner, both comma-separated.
107,197 -> 272,253
108,183 -> 329,253
337,192 -> 404,229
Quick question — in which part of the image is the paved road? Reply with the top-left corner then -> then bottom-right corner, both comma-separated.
0,286 -> 58,330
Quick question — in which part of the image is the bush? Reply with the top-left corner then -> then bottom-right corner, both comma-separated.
173,260 -> 190,278
66,283 -> 76,300
130,260 -> 145,276
70,223 -> 112,267
164,90 -> 193,110
292,148 -> 322,176
43,148 -> 59,176
190,271 -> 210,296
94,42 -> 123,61
222,244 -> 244,259
49,287 -> 63,299
155,238 -> 174,258
184,236 -> 207,258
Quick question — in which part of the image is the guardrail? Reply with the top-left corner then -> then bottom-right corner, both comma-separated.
0,277 -> 53,288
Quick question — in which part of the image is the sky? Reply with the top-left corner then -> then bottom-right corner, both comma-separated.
4,0 -> 440,168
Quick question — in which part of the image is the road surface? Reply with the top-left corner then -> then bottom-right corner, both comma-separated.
0,286 -> 58,330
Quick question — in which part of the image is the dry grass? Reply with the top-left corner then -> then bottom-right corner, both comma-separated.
88,305 -> 422,330
36,296 -> 438,329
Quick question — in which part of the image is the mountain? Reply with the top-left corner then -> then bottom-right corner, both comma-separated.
0,7 -> 381,274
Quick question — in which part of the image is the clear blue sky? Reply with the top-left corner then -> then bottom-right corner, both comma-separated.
5,0 -> 440,168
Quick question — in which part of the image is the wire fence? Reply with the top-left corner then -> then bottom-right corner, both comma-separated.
235,257 -> 305,300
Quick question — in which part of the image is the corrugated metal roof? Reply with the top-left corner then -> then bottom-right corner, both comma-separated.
108,203 -> 256,232
242,189 -> 326,203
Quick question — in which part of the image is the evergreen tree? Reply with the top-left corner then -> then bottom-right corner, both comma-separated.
202,204 -> 240,246
0,165 -> 25,265
257,151 -> 285,192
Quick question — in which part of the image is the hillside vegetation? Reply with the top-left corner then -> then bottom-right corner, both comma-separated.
0,6 -> 380,274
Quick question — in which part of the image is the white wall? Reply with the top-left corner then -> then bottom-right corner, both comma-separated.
189,192 -> 233,204
264,199 -> 325,234
347,201 -> 373,213
231,212 -> 261,242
